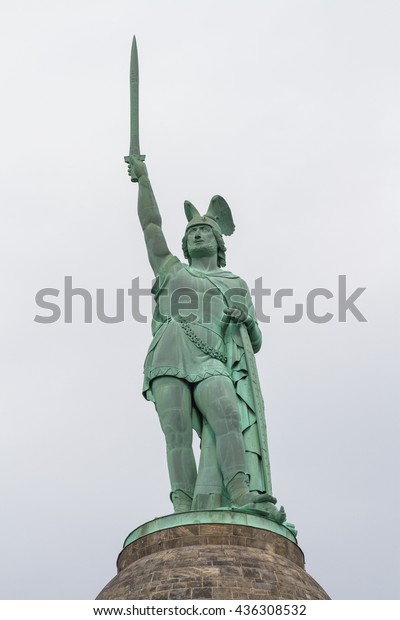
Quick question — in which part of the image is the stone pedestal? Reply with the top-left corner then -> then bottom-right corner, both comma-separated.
96,511 -> 329,600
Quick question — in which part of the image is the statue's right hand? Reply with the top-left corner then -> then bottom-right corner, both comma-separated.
126,155 -> 148,180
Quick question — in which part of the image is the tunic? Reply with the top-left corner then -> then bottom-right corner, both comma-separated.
143,255 -> 252,396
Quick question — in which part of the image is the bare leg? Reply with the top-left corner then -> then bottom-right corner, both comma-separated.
152,376 -> 197,512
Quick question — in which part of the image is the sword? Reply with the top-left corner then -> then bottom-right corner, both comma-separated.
239,324 -> 273,495
124,35 -> 145,182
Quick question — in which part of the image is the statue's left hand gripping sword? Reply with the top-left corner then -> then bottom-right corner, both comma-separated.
124,36 -> 145,182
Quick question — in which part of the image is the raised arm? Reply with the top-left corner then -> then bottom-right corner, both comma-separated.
129,158 -> 172,275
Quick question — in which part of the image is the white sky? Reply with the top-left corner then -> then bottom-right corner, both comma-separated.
1,0 -> 399,600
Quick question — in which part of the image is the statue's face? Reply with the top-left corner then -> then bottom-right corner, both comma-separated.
186,225 -> 217,259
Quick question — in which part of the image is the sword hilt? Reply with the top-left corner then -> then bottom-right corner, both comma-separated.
124,154 -> 146,183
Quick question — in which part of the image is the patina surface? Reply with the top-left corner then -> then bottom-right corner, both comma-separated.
125,36 -> 288,527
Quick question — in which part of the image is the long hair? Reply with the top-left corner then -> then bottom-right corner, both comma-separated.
182,228 -> 227,268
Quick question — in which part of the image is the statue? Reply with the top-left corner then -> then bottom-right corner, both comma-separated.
125,37 -> 286,525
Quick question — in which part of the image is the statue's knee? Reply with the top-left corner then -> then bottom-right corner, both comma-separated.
216,399 -> 242,432
163,429 -> 180,447
159,410 -> 192,447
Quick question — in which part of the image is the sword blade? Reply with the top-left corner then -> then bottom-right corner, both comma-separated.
129,35 -> 141,156
124,36 -> 145,182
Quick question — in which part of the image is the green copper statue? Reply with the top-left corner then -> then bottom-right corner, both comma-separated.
125,37 -> 285,525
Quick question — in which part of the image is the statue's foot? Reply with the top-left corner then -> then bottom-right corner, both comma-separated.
253,492 -> 277,505
252,502 -> 286,524
227,473 -> 277,508
240,502 -> 286,525
171,490 -> 193,513
232,500 -> 286,524
232,490 -> 277,507
227,475 -> 286,524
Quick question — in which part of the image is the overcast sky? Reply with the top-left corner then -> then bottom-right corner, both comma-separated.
1,0 -> 399,601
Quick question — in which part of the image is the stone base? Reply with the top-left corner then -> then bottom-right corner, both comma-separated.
96,511 -> 329,600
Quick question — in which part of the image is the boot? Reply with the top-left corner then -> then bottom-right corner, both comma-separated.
227,473 -> 277,506
227,473 -> 286,524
